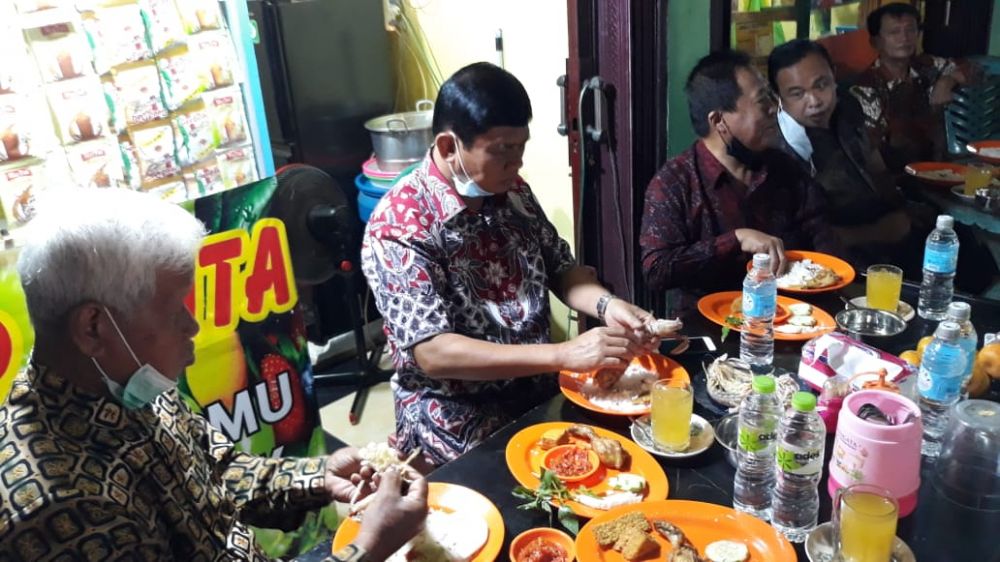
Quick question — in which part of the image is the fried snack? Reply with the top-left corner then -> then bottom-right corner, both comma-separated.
669,544 -> 706,562
647,317 -> 683,336
567,424 -> 598,441
591,436 -> 630,469
592,511 -> 650,547
617,528 -> 660,560
538,428 -> 569,450
594,369 -> 624,390
652,520 -> 689,549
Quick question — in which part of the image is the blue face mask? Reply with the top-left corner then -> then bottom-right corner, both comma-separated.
448,134 -> 493,198
777,108 -> 815,173
91,306 -> 177,410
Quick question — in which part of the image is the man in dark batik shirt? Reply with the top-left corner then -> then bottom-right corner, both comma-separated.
640,50 -> 843,309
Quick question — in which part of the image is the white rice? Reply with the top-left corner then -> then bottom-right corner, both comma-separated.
580,364 -> 657,413
776,259 -> 823,289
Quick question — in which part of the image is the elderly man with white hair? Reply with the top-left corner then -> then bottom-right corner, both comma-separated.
0,189 -> 426,561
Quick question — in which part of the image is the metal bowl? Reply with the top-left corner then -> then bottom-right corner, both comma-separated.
835,307 -> 907,338
975,187 -> 1000,214
713,413 -> 739,468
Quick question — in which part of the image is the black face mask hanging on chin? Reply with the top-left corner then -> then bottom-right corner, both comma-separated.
722,121 -> 765,171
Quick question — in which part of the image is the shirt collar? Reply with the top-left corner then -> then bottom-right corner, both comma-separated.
28,359 -> 156,429
873,57 -> 920,89
421,150 -> 509,224
695,139 -> 769,191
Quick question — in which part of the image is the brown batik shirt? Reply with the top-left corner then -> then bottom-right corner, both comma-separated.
0,363 -> 332,561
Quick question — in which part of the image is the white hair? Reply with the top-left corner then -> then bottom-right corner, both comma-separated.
16,189 -> 206,331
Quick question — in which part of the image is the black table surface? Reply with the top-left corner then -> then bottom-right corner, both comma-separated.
301,282 -> 1000,562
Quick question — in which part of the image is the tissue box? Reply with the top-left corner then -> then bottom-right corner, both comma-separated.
798,332 -> 916,391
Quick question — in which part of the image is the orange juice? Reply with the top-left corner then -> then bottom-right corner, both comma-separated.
651,381 -> 692,451
866,265 -> 902,312
839,491 -> 898,562
964,166 -> 993,196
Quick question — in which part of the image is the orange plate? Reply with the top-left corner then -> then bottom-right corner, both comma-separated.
505,422 -> 669,520
559,353 -> 690,416
745,250 -> 855,294
332,482 -> 504,561
574,500 -> 796,562
698,291 -> 836,342
904,161 -> 969,186
967,140 -> 1000,165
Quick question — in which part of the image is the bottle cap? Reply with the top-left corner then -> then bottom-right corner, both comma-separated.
752,375 -> 776,394
946,301 -> 971,322
791,391 -> 817,412
752,253 -> 771,269
935,321 -> 961,341
936,215 -> 954,229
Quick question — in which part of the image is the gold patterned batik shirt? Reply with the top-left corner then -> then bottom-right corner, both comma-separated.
0,363 -> 332,561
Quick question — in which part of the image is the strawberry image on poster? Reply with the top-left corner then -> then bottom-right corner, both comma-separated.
260,353 -> 312,446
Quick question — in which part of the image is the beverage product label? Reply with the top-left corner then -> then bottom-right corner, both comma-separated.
917,345 -> 965,401
776,442 -> 823,476
738,425 -> 777,454
742,288 -> 776,318
924,245 -> 958,274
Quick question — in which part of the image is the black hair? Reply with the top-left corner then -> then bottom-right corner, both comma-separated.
867,3 -> 921,38
431,62 -> 532,145
685,50 -> 753,138
767,39 -> 834,91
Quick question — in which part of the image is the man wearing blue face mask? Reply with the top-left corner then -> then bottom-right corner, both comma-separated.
361,62 -> 668,469
0,189 -> 427,561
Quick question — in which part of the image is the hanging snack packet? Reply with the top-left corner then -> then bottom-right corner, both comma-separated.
46,77 -> 108,145
129,120 -> 180,184
64,137 -> 123,188
105,62 -> 168,132
13,0 -> 64,14
0,96 -> 34,163
0,33 -> 36,96
157,48 -> 206,111
175,0 -> 224,34
188,30 -> 238,90
119,138 -> 141,189
144,176 -> 188,203
203,86 -> 247,147
137,0 -> 186,54
216,144 -> 256,189
0,159 -> 45,227
182,159 -> 224,198
26,23 -> 94,83
173,102 -> 219,166
82,5 -> 152,75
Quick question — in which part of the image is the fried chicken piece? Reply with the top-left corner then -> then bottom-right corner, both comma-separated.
652,520 -> 689,549
591,435 -> 630,469
668,545 -> 706,562
567,424 -> 598,440
594,369 -> 624,390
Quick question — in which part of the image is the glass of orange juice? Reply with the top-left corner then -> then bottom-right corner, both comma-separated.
866,264 -> 903,312
964,164 -> 994,196
651,380 -> 693,452
833,484 -> 899,562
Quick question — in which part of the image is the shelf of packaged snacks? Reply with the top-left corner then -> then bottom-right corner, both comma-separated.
731,6 -> 797,25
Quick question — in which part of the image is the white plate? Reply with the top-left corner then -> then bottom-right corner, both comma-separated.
805,522 -> 915,562
848,297 -> 916,322
950,185 -> 976,201
629,413 -> 714,459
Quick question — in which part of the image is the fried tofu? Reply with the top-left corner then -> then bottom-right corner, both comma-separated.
616,528 -> 660,560
592,511 -> 650,547
538,428 -> 569,450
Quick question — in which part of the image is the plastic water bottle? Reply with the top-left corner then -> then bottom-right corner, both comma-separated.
917,321 -> 968,457
741,253 -> 777,375
918,215 -> 959,320
734,375 -> 781,520
945,302 -> 977,399
772,392 -> 826,543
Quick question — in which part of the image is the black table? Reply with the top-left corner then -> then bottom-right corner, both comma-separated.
302,283 -> 1000,561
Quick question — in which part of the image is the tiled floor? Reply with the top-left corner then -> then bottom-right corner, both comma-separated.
316,348 -> 396,450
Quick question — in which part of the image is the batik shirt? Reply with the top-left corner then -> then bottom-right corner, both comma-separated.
361,154 -> 575,467
0,363 -> 332,561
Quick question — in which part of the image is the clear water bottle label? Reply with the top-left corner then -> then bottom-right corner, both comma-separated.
917,347 -> 965,401
738,426 -> 777,453
776,443 -> 823,476
924,245 -> 958,274
742,290 -> 776,318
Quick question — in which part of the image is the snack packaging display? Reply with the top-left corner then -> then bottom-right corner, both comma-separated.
13,0 -> 65,14
203,86 -> 247,147
172,102 -> 218,166
105,62 -> 168,131
798,332 -> 916,392
0,158 -> 46,227
82,5 -> 152,74
144,176 -> 187,203
157,49 -> 207,111
0,95 -> 34,163
175,0 -> 224,34
129,120 -> 180,184
0,34 -> 36,96
64,137 -> 122,188
188,30 -> 238,91
216,144 -> 256,189
137,0 -> 186,54
182,158 -> 223,197
26,23 -> 94,83
45,77 -> 108,145
119,138 -> 141,188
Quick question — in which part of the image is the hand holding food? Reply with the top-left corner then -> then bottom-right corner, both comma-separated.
558,326 -> 646,372
354,468 -> 429,562
734,228 -> 786,275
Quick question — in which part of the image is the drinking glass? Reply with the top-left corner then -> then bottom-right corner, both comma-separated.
833,483 -> 899,562
651,379 -> 693,452
866,265 -> 903,312
964,164 -> 994,196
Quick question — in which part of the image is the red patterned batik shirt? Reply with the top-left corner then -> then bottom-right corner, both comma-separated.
361,154 -> 575,466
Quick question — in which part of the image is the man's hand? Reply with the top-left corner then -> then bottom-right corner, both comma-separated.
734,228 -> 787,275
324,447 -> 376,504
353,468 -> 429,562
603,298 -> 660,352
930,75 -> 958,106
557,326 -> 646,372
